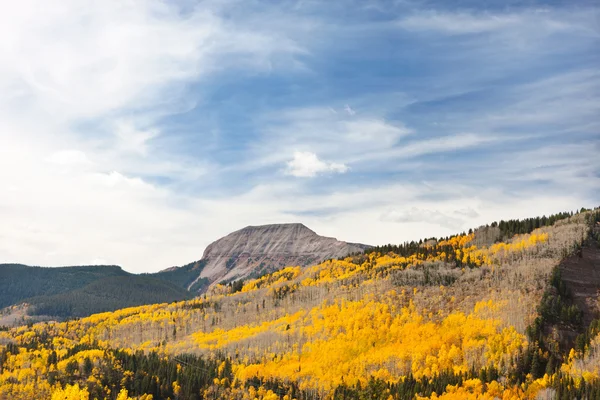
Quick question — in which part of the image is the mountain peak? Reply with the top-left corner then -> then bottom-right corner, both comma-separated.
240,222 -> 313,232
192,222 -> 368,287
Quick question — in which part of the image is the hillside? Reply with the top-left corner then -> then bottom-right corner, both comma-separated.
0,264 -> 191,321
0,264 -> 128,309
1,208 -> 598,399
149,260 -> 209,293
0,223 -> 366,319
25,275 -> 192,318
194,223 -> 370,287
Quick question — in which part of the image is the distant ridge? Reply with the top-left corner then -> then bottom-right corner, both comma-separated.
0,223 -> 370,319
0,264 -> 191,321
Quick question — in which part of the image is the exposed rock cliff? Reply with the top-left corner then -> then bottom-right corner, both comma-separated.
195,223 -> 369,285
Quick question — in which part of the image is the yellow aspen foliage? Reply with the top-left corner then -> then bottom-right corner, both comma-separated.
172,381 -> 182,397
235,299 -> 525,391
0,212 -> 591,400
51,384 -> 89,400
416,379 -> 527,400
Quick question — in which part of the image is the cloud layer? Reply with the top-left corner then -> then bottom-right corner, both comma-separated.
0,0 -> 598,272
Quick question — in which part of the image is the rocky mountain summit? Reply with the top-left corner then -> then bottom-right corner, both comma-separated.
194,223 -> 369,286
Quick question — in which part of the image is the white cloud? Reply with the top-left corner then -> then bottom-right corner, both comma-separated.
265,107 -> 411,148
113,120 -> 159,156
0,1 -> 596,274
0,0 -> 303,120
251,106 -> 502,175
285,151 -> 349,178
46,150 -> 90,166
0,0 -> 305,272
400,133 -> 493,156
92,171 -> 151,189
342,119 -> 409,146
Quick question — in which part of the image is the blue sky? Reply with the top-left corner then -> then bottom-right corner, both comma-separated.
0,0 -> 598,272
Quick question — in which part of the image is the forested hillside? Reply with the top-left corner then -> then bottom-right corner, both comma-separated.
0,264 -> 128,309
0,209 -> 599,399
25,276 -> 192,318
149,260 -> 209,293
0,222 -> 367,321
0,265 -> 191,320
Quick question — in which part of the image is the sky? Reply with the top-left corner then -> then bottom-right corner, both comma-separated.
0,0 -> 598,273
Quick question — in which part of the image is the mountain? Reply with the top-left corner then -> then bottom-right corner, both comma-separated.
0,264 -> 129,309
0,264 -> 191,321
180,223 -> 370,288
26,275 -> 191,318
0,223 -> 367,319
1,208 -> 598,399
150,260 -> 209,293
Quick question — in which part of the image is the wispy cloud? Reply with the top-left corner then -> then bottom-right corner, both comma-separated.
0,0 -> 306,271
349,133 -> 497,166
244,106 -> 412,172
0,0 -> 597,272
397,8 -> 596,37
398,12 -> 523,34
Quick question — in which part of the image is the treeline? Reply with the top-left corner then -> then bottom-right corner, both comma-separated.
350,241 -> 481,270
331,373 -> 600,400
490,211 -> 574,239
241,370 -> 502,400
365,209 -> 577,258
333,369 -> 499,400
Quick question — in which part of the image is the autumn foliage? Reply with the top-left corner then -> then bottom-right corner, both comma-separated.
0,209 -> 599,399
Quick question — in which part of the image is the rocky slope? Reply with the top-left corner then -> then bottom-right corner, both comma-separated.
189,223 -> 369,287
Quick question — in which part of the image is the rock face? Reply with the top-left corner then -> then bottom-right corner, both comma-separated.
196,223 -> 369,285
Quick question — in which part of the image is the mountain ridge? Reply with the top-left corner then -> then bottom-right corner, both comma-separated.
194,222 -> 370,286
2,209 -> 597,399
0,222 -> 369,319
0,263 -> 191,323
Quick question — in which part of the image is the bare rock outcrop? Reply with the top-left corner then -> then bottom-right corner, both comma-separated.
196,223 -> 369,285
